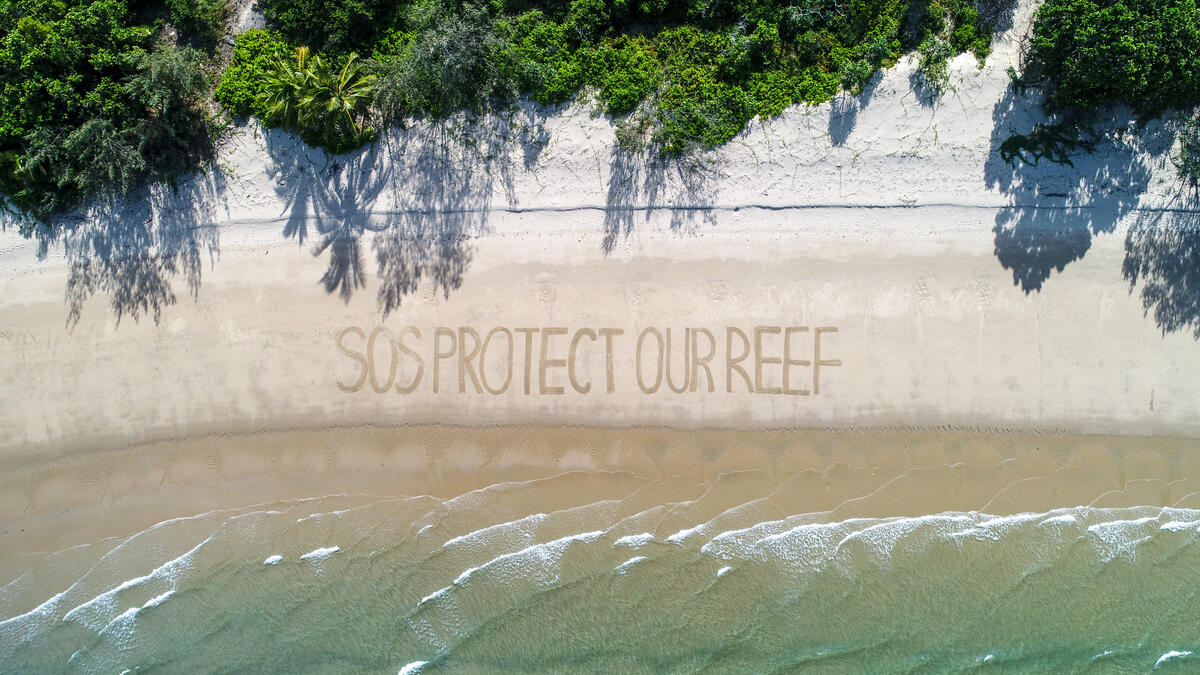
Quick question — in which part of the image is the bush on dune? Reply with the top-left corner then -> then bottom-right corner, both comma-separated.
216,29 -> 292,119
1025,0 -> 1200,119
165,0 -> 231,49
1,0 -> 1025,219
259,47 -> 377,153
372,5 -> 520,122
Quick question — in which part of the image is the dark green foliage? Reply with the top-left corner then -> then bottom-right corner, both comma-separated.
839,58 -> 874,94
165,0 -> 230,47
229,0 -> 1001,155
4,0 -> 1018,218
564,0 -> 610,46
915,35 -> 953,94
0,0 -> 216,220
0,0 -> 152,144
506,10 -> 580,105
127,45 -> 210,116
578,37 -> 660,115
373,5 -> 520,121
258,47 -> 377,153
254,0 -> 400,51
56,119 -> 146,196
651,27 -> 754,153
1001,0 -> 1200,170
1026,0 -> 1200,118
126,46 -> 215,177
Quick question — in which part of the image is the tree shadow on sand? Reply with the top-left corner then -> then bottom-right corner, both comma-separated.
265,128 -> 393,302
603,146 -> 723,254
983,84 -> 1175,293
23,171 -> 226,329
266,102 -> 552,314
1123,195 -> 1200,338
828,74 -> 882,147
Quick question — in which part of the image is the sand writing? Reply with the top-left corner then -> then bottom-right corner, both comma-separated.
336,326 -> 840,396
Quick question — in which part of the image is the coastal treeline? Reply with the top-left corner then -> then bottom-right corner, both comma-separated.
1002,0 -> 1200,172
217,0 -> 998,154
0,0 -> 223,219
2,0 -> 1200,220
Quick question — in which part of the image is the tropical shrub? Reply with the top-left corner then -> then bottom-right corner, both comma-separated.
839,58 -> 875,95
219,0 -> 1007,157
579,37 -> 660,115
166,0 -> 231,48
915,35 -> 954,95
372,6 -> 519,122
5,0 -> 1027,218
254,0 -> 400,51
216,29 -> 292,118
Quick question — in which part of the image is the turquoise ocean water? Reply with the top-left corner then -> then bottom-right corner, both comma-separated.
3,470 -> 1200,673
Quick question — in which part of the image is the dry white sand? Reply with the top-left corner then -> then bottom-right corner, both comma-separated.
0,2 -> 1197,567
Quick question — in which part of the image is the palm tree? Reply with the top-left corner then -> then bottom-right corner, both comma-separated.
258,47 -> 376,152
302,52 -> 376,148
259,46 -> 313,132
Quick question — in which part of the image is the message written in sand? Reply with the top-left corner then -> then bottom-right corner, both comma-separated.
336,325 -> 841,396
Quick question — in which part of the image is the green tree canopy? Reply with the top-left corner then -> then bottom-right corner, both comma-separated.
1027,0 -> 1200,117
0,0 -> 215,220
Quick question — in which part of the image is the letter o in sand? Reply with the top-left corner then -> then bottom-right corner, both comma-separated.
636,327 -> 664,394
367,327 -> 397,393
479,327 -> 514,394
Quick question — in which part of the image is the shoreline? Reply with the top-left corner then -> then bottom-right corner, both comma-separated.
3,423 -> 1197,578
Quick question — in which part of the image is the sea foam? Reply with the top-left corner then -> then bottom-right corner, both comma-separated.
615,556 -> 647,575
614,532 -> 654,547
1155,650 -> 1193,669
299,546 -> 340,562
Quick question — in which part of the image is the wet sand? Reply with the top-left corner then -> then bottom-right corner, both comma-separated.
4,424 -> 1197,584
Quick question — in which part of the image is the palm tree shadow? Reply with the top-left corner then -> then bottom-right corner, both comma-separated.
264,104 -> 553,314
311,149 -> 394,301
265,130 -> 394,302
265,130 -> 318,246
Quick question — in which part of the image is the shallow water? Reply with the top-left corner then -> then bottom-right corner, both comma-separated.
4,450 -> 1200,673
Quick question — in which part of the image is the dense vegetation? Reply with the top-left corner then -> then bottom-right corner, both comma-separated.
0,0 -> 223,221
0,0 -> 1006,219
1025,0 -> 1200,118
10,0 -> 1200,220
220,0 -> 1000,155
1007,0 -> 1200,174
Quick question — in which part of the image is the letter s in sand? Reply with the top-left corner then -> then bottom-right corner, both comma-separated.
336,327 -> 368,392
